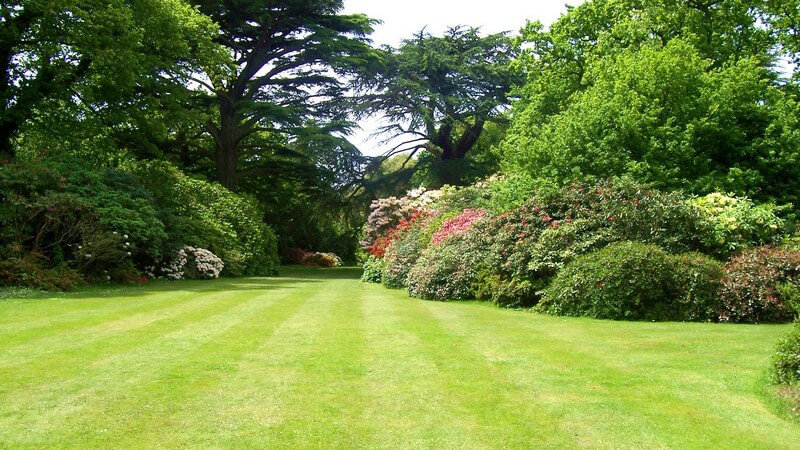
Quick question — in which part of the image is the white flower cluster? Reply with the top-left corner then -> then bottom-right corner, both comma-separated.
145,246 -> 224,280
405,187 -> 442,209
185,246 -> 224,279
158,247 -> 189,280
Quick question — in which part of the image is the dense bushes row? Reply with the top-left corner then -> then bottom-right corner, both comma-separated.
362,178 -> 799,323
0,158 -> 279,289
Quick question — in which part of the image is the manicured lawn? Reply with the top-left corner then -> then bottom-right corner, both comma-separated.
0,267 -> 798,448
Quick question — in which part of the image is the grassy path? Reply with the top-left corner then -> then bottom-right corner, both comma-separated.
0,267 -> 798,448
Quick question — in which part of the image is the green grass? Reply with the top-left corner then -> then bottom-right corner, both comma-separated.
0,266 -> 798,448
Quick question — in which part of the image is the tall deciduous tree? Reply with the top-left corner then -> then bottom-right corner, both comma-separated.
502,0 -> 800,205
191,0 -> 379,190
0,0 -> 220,160
357,26 -> 520,186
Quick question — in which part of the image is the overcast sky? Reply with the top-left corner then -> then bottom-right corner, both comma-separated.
341,0 -> 581,156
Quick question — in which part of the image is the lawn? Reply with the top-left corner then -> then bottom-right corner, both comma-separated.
1,267 -> 798,448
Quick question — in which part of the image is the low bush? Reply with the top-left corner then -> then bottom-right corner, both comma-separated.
301,252 -> 343,268
772,323 -> 800,386
691,193 -> 787,256
131,161 -> 279,276
538,242 -> 723,321
720,246 -> 800,323
672,252 -> 726,321
382,224 -> 426,288
145,246 -> 224,280
0,253 -> 84,291
360,255 -> 384,283
282,247 -> 311,265
406,226 -> 491,300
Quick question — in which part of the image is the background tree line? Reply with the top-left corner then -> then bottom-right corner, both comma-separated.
2,0 -> 800,263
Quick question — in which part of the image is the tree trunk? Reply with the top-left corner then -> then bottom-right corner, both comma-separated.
0,122 -> 16,161
212,98 -> 240,191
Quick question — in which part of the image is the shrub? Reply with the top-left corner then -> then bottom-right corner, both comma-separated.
672,252 -> 726,321
691,193 -> 787,256
382,224 -> 426,288
147,246 -> 224,280
183,247 -> 225,279
301,252 -> 343,268
431,209 -> 487,245
538,242 -> 723,321
478,180 -> 711,308
0,158 -> 168,279
406,226 -> 491,300
720,246 -> 800,323
772,323 -> 800,386
360,255 -> 384,283
362,196 -> 417,250
369,210 -> 428,258
131,161 -> 279,276
282,247 -> 312,265
0,253 -> 84,291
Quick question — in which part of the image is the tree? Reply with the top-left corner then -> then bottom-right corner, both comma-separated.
0,0 -> 220,160
190,0 -> 380,190
763,0 -> 800,77
501,0 -> 800,205
357,26 -> 521,186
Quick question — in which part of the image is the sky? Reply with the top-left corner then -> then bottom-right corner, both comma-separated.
342,0 -> 582,156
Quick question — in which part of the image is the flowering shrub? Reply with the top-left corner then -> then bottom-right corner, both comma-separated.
431,209 -> 486,244
406,226 -> 491,300
404,187 -> 442,210
184,247 -> 225,279
538,242 -> 724,321
369,210 -> 427,258
475,180 -> 711,307
360,255 -> 384,283
150,246 -> 224,280
382,224 -> 426,288
301,252 -> 343,268
719,246 -> 800,323
362,196 -> 417,250
772,323 -> 800,386
691,193 -> 787,256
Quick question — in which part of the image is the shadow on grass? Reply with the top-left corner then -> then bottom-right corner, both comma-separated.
0,266 -> 364,302
278,265 -> 363,280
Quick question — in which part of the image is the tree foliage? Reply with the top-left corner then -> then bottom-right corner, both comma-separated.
0,0 -> 221,159
358,26 -> 521,186
190,0 -> 380,190
502,0 -> 800,206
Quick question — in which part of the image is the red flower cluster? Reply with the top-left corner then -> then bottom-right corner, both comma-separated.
369,209 -> 426,257
432,209 -> 487,245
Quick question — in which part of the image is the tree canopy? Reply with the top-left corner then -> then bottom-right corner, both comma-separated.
190,0 -> 381,190
501,0 -> 800,205
0,0 -> 221,160
357,26 -> 521,186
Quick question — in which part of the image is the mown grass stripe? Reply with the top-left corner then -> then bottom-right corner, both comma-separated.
248,276 -> 373,448
422,300 -> 800,449
43,283 -> 309,447
0,286 -> 228,350
0,282 -> 302,442
361,286 -> 579,448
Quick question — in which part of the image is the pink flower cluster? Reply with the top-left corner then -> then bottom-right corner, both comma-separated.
432,209 -> 486,245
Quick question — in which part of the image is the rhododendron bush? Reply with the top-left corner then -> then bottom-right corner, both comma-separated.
361,178 -> 797,323
431,209 -> 486,244
0,158 -> 279,290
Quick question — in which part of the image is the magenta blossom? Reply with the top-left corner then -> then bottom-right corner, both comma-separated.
432,209 -> 486,244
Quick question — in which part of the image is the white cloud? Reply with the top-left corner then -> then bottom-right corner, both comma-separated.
342,0 -> 582,156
